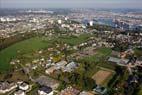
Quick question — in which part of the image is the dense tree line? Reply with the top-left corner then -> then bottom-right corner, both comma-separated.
0,31 -> 39,51
56,71 -> 96,91
87,24 -> 114,31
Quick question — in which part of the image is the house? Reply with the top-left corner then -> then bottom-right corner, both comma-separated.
93,85 -> 107,95
14,90 -> 25,95
60,86 -> 80,95
45,66 -> 56,74
19,82 -> 29,91
0,81 -> 17,94
64,61 -> 78,72
45,59 -> 53,68
92,43 -> 97,47
38,86 -> 53,95
55,61 -> 67,70
32,65 -> 38,70
79,91 -> 94,95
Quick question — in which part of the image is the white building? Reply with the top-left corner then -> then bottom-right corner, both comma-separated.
14,90 -> 25,95
58,20 -> 62,24
19,82 -> 29,91
0,82 -> 17,94
0,17 -> 6,22
79,91 -> 94,95
89,21 -> 94,26
65,17 -> 68,21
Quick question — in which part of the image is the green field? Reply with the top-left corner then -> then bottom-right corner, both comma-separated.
57,34 -> 91,46
137,86 -> 142,95
0,37 -> 50,73
138,90 -> 142,95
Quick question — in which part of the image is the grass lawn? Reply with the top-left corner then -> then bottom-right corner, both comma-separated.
97,47 -> 112,56
57,34 -> 92,46
0,36 -> 50,73
134,48 -> 142,57
7,70 -> 29,82
137,88 -> 142,95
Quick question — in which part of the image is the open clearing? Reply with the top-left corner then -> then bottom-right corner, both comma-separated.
92,69 -> 113,85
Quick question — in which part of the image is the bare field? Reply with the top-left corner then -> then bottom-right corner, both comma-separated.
92,70 -> 113,85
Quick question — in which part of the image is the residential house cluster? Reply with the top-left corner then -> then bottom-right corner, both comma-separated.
0,81 -> 30,95
45,61 -> 78,75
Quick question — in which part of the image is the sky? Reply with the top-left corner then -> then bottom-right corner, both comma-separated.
0,0 -> 142,9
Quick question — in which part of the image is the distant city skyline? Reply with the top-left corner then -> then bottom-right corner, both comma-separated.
1,0 -> 142,9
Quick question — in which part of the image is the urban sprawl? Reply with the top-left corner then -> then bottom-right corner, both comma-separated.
0,9 -> 142,95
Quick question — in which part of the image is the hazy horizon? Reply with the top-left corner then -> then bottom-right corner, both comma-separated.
1,0 -> 142,9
